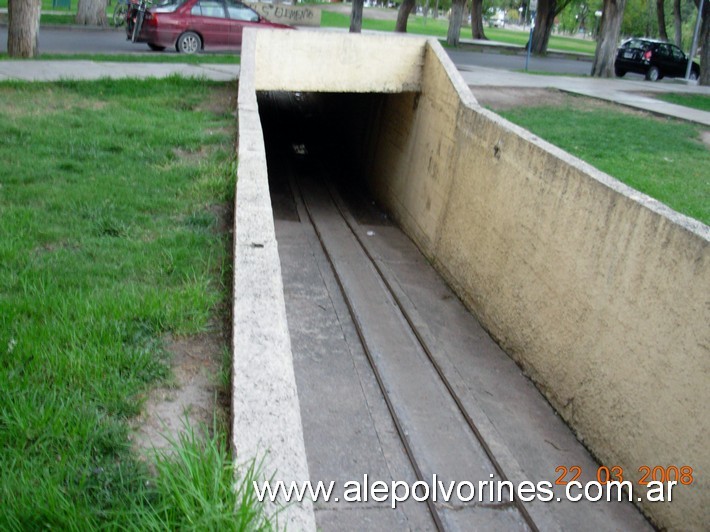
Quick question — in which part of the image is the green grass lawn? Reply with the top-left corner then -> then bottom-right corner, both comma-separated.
320,11 -> 597,55
0,77 -> 269,529
654,93 -> 710,113
498,103 -> 709,225
40,13 -> 76,24
0,0 -> 72,9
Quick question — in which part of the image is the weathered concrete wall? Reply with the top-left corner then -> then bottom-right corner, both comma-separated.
253,30 -> 425,93
366,43 -> 709,530
238,29 -> 709,530
233,30 -> 316,531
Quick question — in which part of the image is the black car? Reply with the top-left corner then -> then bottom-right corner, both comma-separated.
614,38 -> 700,81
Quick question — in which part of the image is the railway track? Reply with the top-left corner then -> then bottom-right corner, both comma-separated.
293,169 -> 539,531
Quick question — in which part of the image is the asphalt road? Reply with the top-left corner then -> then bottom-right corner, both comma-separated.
0,26 -> 150,55
0,25 -> 593,76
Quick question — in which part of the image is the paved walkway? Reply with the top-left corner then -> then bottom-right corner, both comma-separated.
0,59 -> 708,126
0,60 -> 239,82
458,65 -> 710,126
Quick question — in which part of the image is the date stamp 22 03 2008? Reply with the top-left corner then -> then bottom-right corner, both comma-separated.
554,465 -> 695,503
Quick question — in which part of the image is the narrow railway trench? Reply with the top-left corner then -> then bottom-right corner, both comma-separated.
258,91 -> 650,531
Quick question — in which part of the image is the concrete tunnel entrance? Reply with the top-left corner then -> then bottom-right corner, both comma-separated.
254,89 -> 651,531
257,90 -> 388,224
234,30 -> 708,531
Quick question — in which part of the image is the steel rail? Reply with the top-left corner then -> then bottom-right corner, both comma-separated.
322,179 -> 540,532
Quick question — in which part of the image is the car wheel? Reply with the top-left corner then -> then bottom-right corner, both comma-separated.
177,32 -> 201,54
645,66 -> 660,81
689,70 -> 699,81
614,66 -> 626,77
147,43 -> 166,51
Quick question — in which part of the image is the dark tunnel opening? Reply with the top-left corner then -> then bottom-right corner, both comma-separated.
257,90 -> 395,226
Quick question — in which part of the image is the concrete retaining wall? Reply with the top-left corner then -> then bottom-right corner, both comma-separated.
253,31 -> 425,93
237,29 -> 709,530
365,43 -> 709,530
233,30 -> 315,530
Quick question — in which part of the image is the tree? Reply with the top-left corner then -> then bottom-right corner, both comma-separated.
557,0 -> 596,34
621,0 -> 654,36
694,0 -> 710,85
591,0 -> 627,76
350,0 -> 364,32
7,0 -> 41,58
76,0 -> 108,26
656,0 -> 669,40
673,0 -> 682,45
396,0 -> 416,31
447,0 -> 466,45
530,0 -> 572,55
471,0 -> 487,39
530,0 -> 575,54
531,0 -> 558,54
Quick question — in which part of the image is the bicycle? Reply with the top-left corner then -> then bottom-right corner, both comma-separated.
126,0 -> 152,43
112,0 -> 130,27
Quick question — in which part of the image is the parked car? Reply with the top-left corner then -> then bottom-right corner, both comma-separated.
614,38 -> 700,81
129,0 -> 293,53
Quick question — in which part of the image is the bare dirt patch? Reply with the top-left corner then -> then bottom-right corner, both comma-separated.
472,87 -> 569,110
473,86 -> 650,117
130,330 -> 226,456
196,83 -> 238,116
172,145 -> 212,163
702,130 -> 710,149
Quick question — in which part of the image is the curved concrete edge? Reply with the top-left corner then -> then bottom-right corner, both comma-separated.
231,29 -> 316,531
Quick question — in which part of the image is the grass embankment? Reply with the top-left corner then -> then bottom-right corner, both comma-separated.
499,101 -> 709,225
654,93 -> 710,113
320,10 -> 596,55
0,78 -> 270,529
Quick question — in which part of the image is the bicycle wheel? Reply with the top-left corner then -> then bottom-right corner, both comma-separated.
113,3 -> 127,27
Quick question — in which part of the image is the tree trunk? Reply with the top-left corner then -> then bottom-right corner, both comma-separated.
446,0 -> 465,46
695,0 -> 710,85
350,0 -> 364,33
76,0 -> 108,26
396,0 -> 416,32
531,0 -> 557,54
591,0 -> 627,77
470,0 -> 487,39
7,0 -> 41,58
673,0 -> 682,46
656,0 -> 668,40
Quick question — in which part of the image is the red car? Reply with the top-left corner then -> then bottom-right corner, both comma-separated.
129,0 -> 293,53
